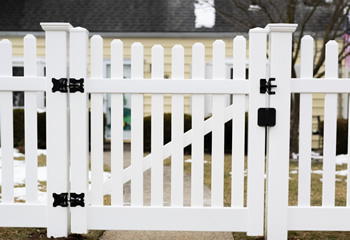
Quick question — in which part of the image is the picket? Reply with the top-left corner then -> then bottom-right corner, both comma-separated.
24,34 -> 38,204
298,35 -> 314,207
171,45 -> 185,207
91,35 -> 104,206
322,41 -> 338,207
151,45 -> 164,206
0,39 -> 14,204
110,39 -> 124,206
211,40 -> 225,207
130,42 -> 144,206
191,43 -> 205,207
231,35 -> 246,208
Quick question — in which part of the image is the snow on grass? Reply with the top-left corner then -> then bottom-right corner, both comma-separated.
184,158 -> 209,164
0,148 -> 111,204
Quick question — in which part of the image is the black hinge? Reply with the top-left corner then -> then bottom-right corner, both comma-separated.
52,78 -> 84,93
53,192 -> 85,207
260,78 -> 277,95
258,108 -> 276,127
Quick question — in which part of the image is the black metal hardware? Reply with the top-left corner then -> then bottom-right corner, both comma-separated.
258,108 -> 276,127
53,192 -> 85,207
70,193 -> 85,207
52,78 -> 84,93
53,193 -> 69,207
52,78 -> 68,93
69,78 -> 84,93
260,78 -> 277,95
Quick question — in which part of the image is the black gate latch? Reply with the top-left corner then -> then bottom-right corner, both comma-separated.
258,108 -> 276,127
52,78 -> 84,93
53,192 -> 85,207
260,78 -> 276,95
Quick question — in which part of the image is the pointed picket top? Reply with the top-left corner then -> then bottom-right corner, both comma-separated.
152,44 -> 164,79
91,35 -> 103,78
24,34 -> 37,77
213,40 -> 225,79
300,35 -> 314,78
233,35 -> 246,79
325,40 -> 338,78
131,42 -> 144,79
111,39 -> 123,79
172,44 -> 184,80
0,39 -> 12,76
192,43 -> 205,79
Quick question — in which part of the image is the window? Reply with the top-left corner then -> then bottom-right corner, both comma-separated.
104,60 -> 132,140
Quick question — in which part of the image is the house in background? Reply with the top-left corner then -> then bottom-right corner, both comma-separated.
0,0 -> 339,148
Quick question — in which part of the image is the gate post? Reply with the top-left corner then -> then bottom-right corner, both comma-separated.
69,27 -> 89,233
41,23 -> 72,238
265,24 -> 297,239
247,27 -> 267,236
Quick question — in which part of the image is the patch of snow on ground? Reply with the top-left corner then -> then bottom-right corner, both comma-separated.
290,170 -> 298,174
311,170 -> 323,174
194,0 -> 215,28
184,158 -> 209,164
336,154 -> 348,165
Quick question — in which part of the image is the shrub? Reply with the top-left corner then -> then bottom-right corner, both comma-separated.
144,113 -> 248,155
12,109 -> 106,152
320,118 -> 348,155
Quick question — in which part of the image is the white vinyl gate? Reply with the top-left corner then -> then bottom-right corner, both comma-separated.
0,22 -> 349,239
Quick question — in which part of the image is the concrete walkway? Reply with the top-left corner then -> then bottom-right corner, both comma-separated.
97,144 -> 234,240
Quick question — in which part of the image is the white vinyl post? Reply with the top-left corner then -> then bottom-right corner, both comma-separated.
41,23 -> 72,238
69,27 -> 89,233
246,27 -> 267,236
265,23 -> 297,240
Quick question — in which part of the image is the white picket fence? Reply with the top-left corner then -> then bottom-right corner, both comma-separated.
0,22 -> 349,240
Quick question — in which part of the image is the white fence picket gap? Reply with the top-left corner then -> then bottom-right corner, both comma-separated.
131,42 -> 144,206
0,39 -> 14,203
246,27 -> 266,236
191,43 -> 205,207
151,44 -> 164,206
211,40 -> 225,207
24,34 -> 38,203
231,35 -> 246,208
298,35 -> 314,207
110,39 -> 124,206
69,27 -> 89,233
322,40 -> 338,207
265,24 -> 297,240
91,35 -> 104,206
41,22 -> 71,238
171,45 -> 185,207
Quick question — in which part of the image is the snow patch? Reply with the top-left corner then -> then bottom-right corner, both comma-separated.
184,158 -> 209,164
194,0 -> 215,28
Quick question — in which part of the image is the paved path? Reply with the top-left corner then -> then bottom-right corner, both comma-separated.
97,145 -> 234,240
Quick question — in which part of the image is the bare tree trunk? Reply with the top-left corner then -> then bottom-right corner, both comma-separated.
290,67 -> 299,156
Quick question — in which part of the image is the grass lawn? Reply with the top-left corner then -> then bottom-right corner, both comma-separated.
174,154 -> 350,240
0,155 -> 104,240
